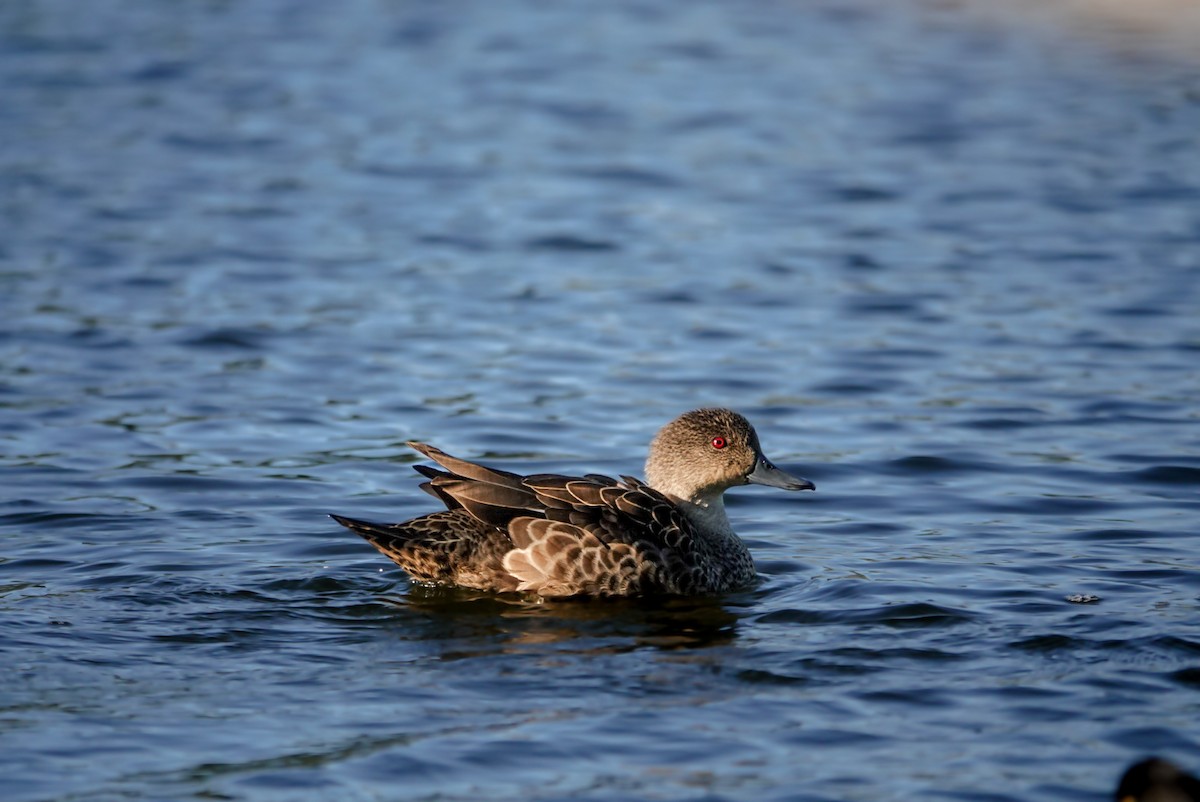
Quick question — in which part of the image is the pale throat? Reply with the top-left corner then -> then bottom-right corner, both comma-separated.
644,464 -> 738,538
676,491 -> 736,539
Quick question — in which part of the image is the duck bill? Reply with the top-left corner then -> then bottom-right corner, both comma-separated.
747,455 -> 815,491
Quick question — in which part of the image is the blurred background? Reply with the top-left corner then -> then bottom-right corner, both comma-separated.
2,1 -> 1198,801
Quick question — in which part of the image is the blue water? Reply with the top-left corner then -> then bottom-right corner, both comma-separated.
3,1 -> 1199,800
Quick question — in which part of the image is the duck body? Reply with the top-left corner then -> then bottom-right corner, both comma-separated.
332,408 -> 814,598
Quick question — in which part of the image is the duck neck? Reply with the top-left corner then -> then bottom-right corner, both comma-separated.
676,491 -> 736,541
674,490 -> 756,588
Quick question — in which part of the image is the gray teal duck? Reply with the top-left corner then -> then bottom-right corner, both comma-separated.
331,408 -> 814,597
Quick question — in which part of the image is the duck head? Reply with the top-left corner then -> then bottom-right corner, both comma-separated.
644,408 -> 814,506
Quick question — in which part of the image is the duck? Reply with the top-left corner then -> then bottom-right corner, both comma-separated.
1116,758 -> 1200,802
331,408 -> 814,598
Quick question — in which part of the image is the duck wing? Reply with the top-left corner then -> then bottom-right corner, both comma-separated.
503,475 -> 712,597
407,442 -> 543,527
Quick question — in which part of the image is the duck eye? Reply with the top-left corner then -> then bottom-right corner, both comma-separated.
711,436 -> 727,449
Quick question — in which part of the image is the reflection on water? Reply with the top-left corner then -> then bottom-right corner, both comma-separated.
2,0 -> 1199,801
399,588 -> 742,652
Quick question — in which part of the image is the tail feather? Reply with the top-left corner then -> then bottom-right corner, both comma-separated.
328,513 -> 412,552
329,513 -> 392,537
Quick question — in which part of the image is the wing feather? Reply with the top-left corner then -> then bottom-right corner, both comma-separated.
407,442 -> 526,488
505,474 -> 713,596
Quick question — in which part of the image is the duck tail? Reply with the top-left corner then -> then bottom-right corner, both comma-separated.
328,513 -> 415,553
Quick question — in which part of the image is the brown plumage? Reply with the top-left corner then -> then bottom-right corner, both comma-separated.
331,408 -> 815,598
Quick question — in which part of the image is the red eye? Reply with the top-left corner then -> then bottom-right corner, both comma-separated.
711,436 -> 727,449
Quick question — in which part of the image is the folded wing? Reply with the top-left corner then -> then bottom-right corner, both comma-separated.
339,442 -> 710,597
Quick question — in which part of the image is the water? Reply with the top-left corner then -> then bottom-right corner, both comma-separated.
3,1 -> 1199,800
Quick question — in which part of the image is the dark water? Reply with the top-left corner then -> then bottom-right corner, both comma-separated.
3,1 -> 1199,800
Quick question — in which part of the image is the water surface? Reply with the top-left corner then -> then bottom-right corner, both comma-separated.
2,1 -> 1199,800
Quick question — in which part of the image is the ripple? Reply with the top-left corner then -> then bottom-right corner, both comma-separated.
1008,634 -> 1081,652
570,166 -> 682,188
1070,528 -> 1162,542
522,235 -> 620,252
177,328 -> 270,349
782,727 -> 888,747
759,602 -> 977,628
127,60 -> 191,82
1130,465 -> 1200,486
735,667 -> 814,686
162,133 -> 281,154
1170,667 -> 1200,689
356,162 -> 482,182
829,185 -> 900,203
884,455 -> 994,474
960,417 -> 1039,431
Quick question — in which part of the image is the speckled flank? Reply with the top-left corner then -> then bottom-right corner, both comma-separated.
331,408 -> 814,598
